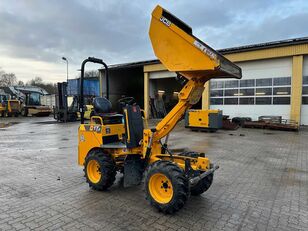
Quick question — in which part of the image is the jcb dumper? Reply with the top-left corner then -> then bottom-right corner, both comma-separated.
77,5 -> 241,214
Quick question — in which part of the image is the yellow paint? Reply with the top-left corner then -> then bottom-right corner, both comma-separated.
149,5 -> 241,79
144,63 -> 166,72
0,100 -> 20,116
86,159 -> 101,183
143,43 -> 308,73
84,105 -> 93,120
144,72 -> 149,119
225,44 -> 308,63
123,108 -> 131,143
186,109 -> 221,128
148,173 -> 173,204
202,82 -> 210,110
290,55 -> 303,123
197,157 -> 210,170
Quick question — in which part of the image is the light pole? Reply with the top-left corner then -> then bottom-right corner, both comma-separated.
62,57 -> 68,82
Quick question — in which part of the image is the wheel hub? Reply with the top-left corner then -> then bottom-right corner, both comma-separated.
149,173 -> 173,204
87,159 -> 101,184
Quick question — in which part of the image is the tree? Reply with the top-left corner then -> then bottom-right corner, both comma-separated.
0,73 -> 17,87
26,77 -> 57,94
76,70 -> 99,78
28,76 -> 43,86
17,80 -> 25,86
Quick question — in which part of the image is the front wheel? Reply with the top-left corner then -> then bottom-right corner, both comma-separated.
21,108 -> 28,117
145,161 -> 189,214
84,150 -> 116,191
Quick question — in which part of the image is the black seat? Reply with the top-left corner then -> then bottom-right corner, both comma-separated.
92,97 -> 123,124
123,105 -> 144,148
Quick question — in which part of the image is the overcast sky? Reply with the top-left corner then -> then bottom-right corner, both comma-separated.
0,0 -> 308,83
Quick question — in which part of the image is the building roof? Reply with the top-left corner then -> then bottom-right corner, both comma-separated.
100,36 -> 308,70
219,36 -> 308,54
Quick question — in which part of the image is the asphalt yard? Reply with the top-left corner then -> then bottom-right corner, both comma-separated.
0,116 -> 308,231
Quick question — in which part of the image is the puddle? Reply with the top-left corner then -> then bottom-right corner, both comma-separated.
0,122 -> 19,128
33,121 -> 58,125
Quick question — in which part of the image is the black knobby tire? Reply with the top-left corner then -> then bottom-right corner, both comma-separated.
144,160 -> 189,214
190,173 -> 213,196
178,151 -> 214,196
84,149 -> 116,191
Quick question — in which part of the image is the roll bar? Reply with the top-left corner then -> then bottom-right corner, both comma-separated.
79,57 -> 109,124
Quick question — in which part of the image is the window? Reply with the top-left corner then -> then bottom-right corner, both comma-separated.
225,80 -> 238,88
256,88 -> 272,96
273,77 -> 291,86
256,78 -> 272,87
240,79 -> 255,88
210,90 -> 223,97
29,93 -> 41,105
303,76 -> 308,85
239,98 -> 254,105
210,81 -> 224,89
256,97 -> 271,105
224,89 -> 238,96
273,87 -> 291,95
302,86 -> 308,95
210,98 -> 223,105
302,96 -> 308,104
273,97 -> 290,105
224,98 -> 238,105
240,88 -> 254,96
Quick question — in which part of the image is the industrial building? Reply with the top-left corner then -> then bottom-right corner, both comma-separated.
100,37 -> 308,125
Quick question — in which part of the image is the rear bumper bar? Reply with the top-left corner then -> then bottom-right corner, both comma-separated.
189,165 -> 219,186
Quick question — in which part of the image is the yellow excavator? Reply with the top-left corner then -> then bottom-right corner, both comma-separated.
78,5 -> 241,213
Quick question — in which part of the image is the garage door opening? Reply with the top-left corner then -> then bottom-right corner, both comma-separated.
149,77 -> 201,118
100,66 -> 144,112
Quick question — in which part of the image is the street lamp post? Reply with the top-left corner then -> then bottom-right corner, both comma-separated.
62,57 -> 68,82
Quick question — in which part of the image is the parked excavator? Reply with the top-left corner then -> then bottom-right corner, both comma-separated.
78,5 -> 242,213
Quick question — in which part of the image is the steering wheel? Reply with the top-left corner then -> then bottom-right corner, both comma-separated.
118,97 -> 136,106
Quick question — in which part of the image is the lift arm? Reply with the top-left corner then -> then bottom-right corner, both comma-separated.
148,5 -> 242,142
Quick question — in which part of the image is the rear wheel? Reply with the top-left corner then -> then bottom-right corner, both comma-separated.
177,151 -> 214,195
84,149 -> 116,191
145,161 -> 189,214
190,173 -> 213,196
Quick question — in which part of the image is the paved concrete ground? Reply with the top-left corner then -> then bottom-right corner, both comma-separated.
0,116 -> 308,231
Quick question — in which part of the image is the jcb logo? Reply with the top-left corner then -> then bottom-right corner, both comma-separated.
160,16 -> 171,27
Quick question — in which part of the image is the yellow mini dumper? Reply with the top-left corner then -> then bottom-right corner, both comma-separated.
78,5 -> 242,214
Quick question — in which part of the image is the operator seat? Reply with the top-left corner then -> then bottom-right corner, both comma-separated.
123,104 -> 144,148
92,97 -> 123,124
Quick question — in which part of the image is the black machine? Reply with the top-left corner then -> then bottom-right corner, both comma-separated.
54,82 -> 78,122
